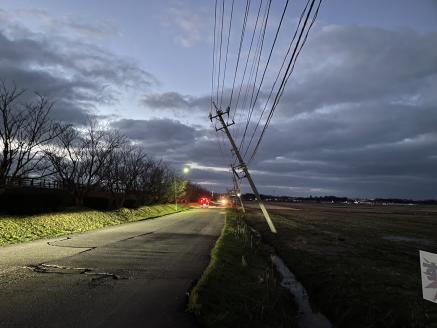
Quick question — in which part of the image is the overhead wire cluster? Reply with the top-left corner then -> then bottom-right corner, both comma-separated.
210,0 -> 323,166
210,0 -> 235,163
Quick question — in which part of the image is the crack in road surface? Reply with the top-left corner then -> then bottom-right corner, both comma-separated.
48,238 -> 94,248
25,263 -> 125,280
1,209 -> 224,328
47,237 -> 97,253
120,231 -> 154,241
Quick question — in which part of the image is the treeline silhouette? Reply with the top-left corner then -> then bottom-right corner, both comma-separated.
242,193 -> 437,205
0,81 -> 207,213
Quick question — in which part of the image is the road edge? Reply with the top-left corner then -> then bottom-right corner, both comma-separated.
186,210 -> 297,327
0,204 -> 191,247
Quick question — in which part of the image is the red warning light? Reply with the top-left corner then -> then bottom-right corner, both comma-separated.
199,197 -> 210,206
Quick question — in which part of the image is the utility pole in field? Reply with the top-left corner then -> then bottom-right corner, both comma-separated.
209,104 -> 277,233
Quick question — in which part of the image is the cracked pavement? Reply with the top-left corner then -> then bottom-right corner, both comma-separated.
0,208 -> 224,328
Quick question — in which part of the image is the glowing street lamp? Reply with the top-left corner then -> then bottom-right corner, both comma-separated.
175,166 -> 191,211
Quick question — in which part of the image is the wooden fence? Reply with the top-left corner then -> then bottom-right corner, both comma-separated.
4,177 -> 63,189
3,176 -> 127,193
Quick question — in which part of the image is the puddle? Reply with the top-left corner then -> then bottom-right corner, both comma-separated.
383,235 -> 432,245
271,255 -> 332,328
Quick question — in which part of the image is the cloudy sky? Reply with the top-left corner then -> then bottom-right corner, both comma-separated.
1,0 -> 436,199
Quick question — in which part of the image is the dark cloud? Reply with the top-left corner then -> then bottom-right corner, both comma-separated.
272,25 -> 437,115
0,13 -> 156,124
110,118 -> 234,185
142,91 -> 210,113
2,4 -> 435,198
111,118 -> 197,148
143,92 -> 193,109
2,8 -> 120,39
139,25 -> 437,199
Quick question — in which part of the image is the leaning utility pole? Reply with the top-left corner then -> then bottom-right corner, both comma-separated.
231,166 -> 245,213
210,105 -> 277,233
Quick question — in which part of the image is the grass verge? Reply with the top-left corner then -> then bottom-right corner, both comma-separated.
188,210 -> 297,328
0,204 -> 189,246
245,203 -> 437,328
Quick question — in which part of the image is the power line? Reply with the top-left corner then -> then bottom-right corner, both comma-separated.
219,0 -> 235,108
231,0 -> 263,130
211,0 -> 232,164
249,0 -> 322,162
242,0 -> 290,158
262,0 -> 322,141
209,0 -> 323,194
229,0 -> 251,115
232,0 -> 267,154
247,0 -> 272,116
237,0 -> 272,154
210,0 -> 218,115
243,0 -> 313,160
216,0 -> 225,104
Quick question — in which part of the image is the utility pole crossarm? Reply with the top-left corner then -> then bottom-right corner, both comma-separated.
210,106 -> 277,234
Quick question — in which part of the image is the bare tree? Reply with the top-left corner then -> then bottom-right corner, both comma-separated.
185,182 -> 210,202
0,81 -> 192,209
120,146 -> 149,195
0,81 -> 63,184
100,144 -> 147,208
81,121 -> 125,189
143,161 -> 171,202
45,121 -> 124,205
137,161 -> 186,204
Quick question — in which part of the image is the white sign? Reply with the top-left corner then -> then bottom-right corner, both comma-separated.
420,250 -> 437,303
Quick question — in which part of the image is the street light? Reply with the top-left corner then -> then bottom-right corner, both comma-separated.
175,167 -> 191,211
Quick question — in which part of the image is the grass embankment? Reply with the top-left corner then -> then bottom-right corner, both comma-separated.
0,204 -> 189,246
188,210 -> 297,328
245,203 -> 437,328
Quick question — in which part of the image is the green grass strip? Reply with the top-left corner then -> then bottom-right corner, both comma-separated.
188,210 -> 297,328
0,204 -> 189,246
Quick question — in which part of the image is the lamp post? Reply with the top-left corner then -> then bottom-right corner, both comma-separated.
174,175 -> 177,211
175,166 -> 190,211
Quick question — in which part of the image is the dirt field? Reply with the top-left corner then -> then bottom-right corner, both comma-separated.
245,202 -> 437,328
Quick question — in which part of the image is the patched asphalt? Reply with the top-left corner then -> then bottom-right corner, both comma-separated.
0,208 -> 224,328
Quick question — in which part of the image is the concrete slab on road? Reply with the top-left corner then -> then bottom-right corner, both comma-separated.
0,208 -> 224,328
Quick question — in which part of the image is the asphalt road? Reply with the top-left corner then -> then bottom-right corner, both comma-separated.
0,208 -> 224,328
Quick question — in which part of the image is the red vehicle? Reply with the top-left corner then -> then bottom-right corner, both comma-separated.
199,197 -> 210,208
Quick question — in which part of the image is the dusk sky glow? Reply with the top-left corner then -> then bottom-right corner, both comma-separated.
1,0 -> 436,199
